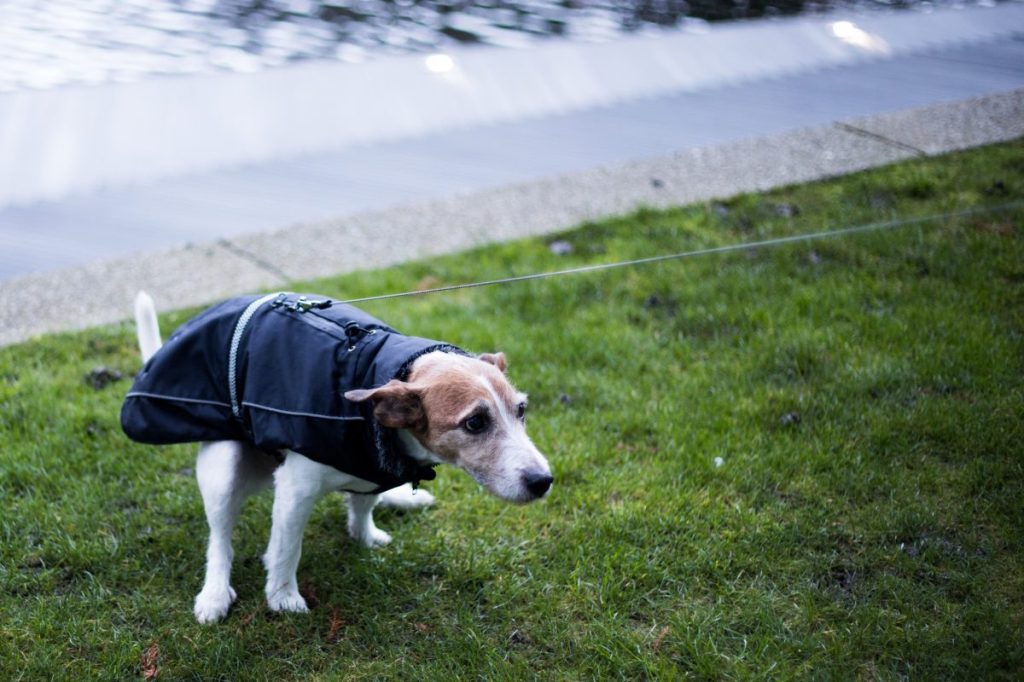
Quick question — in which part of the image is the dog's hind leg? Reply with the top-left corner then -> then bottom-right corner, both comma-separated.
262,452 -> 343,613
194,441 -> 273,623
377,483 -> 435,510
346,493 -> 393,548
349,483 -> 433,548
348,481 -> 432,544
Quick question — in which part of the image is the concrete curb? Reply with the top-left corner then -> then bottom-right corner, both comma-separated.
1,88 -> 1021,347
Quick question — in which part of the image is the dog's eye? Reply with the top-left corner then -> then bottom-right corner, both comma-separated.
462,413 -> 490,434
516,402 -> 527,420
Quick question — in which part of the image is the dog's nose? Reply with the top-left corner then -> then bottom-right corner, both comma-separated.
523,470 -> 553,497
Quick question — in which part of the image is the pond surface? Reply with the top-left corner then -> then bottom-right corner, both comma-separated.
0,0 -> 1003,92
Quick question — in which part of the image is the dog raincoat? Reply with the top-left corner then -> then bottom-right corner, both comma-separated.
121,292 -> 466,492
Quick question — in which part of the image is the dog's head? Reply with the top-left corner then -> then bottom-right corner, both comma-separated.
345,352 -> 552,503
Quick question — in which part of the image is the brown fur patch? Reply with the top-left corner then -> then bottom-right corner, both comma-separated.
344,381 -> 425,430
405,354 -> 522,468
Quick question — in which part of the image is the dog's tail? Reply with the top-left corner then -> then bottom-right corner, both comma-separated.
134,291 -> 162,363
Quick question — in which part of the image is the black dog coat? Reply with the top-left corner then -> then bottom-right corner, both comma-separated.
121,292 -> 466,493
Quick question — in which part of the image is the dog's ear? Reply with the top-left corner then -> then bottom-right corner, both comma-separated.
345,380 -> 425,429
478,352 -> 507,373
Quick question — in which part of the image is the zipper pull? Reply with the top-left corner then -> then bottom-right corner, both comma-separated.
295,296 -> 332,312
271,295 -> 333,313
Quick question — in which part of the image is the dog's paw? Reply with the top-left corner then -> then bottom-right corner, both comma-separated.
349,524 -> 393,549
266,588 -> 309,614
364,527 -> 393,548
194,585 -> 237,624
378,483 -> 435,509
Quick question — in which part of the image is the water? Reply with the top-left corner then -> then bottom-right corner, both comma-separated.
0,0 -> 1003,92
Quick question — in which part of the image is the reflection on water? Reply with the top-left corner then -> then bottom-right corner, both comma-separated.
0,0 -> 1002,92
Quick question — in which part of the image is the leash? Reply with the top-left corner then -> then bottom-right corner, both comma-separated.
336,201 -> 1024,306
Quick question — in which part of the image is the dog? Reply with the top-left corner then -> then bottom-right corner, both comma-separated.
122,291 -> 552,623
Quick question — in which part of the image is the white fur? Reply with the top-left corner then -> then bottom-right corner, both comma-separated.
473,375 -> 551,502
378,482 -> 436,509
264,453 -> 367,613
134,291 -> 162,363
191,441 -> 411,620
132,291 -> 548,623
193,441 -> 274,623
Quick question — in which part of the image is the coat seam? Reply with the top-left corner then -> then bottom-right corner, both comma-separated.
125,391 -> 232,408
241,401 -> 366,422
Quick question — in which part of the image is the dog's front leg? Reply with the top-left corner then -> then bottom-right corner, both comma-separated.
263,453 -> 332,613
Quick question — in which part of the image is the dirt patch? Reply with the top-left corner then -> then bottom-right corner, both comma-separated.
822,565 -> 858,594
508,628 -> 531,646
778,411 -> 801,428
85,366 -> 123,390
973,219 -> 1017,237
898,533 -> 968,560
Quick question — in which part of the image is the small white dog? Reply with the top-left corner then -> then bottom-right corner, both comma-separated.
124,292 -> 552,623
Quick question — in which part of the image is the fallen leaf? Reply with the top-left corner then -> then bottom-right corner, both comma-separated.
141,642 -> 159,680
326,607 -> 346,644
974,219 -> 1015,236
415,276 -> 442,291
300,582 -> 319,609
652,625 -> 671,653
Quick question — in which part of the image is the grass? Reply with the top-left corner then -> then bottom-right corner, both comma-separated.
2,140 -> 1023,679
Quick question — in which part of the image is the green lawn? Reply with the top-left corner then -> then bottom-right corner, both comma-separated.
2,140 -> 1023,679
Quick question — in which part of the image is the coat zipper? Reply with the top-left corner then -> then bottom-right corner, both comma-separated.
228,292 -> 281,418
